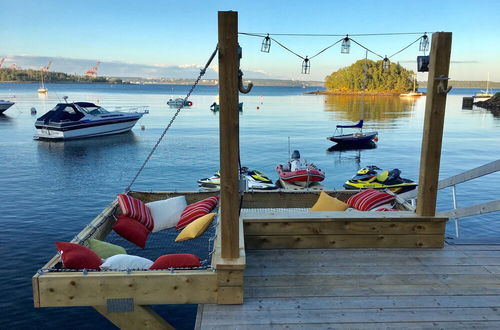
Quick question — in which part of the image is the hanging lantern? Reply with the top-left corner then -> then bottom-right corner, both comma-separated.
417,55 -> 430,72
261,34 -> 271,53
341,35 -> 350,54
301,56 -> 310,74
419,33 -> 429,52
382,56 -> 390,71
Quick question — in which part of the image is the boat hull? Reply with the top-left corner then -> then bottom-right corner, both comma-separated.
276,165 -> 325,187
327,131 -> 378,144
34,119 -> 140,140
0,101 -> 14,113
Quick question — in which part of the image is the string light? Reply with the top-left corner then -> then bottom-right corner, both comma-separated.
301,56 -> 310,74
261,34 -> 271,53
419,33 -> 429,52
341,35 -> 350,54
383,56 -> 390,71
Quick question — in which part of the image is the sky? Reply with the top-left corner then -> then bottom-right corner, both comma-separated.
1,0 -> 499,82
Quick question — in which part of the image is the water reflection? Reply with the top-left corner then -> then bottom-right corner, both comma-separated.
326,141 -> 377,169
323,95 -> 417,122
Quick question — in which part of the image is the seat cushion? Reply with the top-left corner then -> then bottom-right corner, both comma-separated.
309,191 -> 349,211
55,242 -> 102,270
112,215 -> 150,248
176,196 -> 219,230
175,213 -> 216,242
117,194 -> 154,231
146,196 -> 187,232
150,254 -> 201,269
346,189 -> 396,211
100,254 -> 153,271
87,238 -> 127,259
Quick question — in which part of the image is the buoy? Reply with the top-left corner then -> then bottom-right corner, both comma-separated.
257,106 -> 260,109
30,107 -> 37,115
141,125 -> 145,130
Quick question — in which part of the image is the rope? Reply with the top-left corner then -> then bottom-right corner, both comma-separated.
240,31 -> 435,37
124,45 -> 219,193
310,38 -> 344,59
388,35 -> 424,59
349,38 -> 384,59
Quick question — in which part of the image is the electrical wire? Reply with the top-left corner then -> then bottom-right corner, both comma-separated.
239,31 -> 434,37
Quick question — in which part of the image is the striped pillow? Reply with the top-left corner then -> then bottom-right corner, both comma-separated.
176,196 -> 219,230
346,189 -> 396,211
117,194 -> 154,231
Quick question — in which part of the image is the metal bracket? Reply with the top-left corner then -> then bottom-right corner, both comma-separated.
237,45 -> 253,94
107,298 -> 134,313
436,75 -> 452,94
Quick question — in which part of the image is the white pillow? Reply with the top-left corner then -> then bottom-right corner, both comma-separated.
146,196 -> 187,232
100,254 -> 153,271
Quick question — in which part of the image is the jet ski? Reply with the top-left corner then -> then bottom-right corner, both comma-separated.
198,167 -> 277,190
343,165 -> 417,194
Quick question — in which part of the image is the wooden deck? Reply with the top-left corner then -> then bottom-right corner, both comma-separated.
196,244 -> 500,329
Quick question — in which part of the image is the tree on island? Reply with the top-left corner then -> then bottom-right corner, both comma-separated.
0,68 -> 120,84
325,59 -> 415,93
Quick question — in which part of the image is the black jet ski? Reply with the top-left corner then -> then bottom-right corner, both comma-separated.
343,165 -> 417,194
198,167 -> 277,190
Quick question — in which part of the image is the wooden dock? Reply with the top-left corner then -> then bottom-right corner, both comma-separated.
196,243 -> 500,329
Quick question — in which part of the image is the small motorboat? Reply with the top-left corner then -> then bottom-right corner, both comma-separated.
210,102 -> 243,112
327,120 -> 378,145
344,165 -> 417,194
34,101 -> 147,140
0,100 -> 15,114
167,98 -> 193,107
198,167 -> 277,190
276,150 -> 325,187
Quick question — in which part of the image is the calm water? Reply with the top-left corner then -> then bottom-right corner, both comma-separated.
1,82 -> 499,329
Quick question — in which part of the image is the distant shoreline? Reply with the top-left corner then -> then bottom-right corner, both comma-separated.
305,90 -> 401,96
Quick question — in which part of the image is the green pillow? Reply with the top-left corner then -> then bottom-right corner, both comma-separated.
87,238 -> 127,259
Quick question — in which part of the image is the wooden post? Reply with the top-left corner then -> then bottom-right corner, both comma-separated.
416,32 -> 452,216
218,11 -> 240,258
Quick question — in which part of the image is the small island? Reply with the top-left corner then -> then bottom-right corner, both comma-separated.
310,59 -> 416,95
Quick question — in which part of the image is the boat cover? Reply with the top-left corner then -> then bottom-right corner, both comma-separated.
336,120 -> 363,128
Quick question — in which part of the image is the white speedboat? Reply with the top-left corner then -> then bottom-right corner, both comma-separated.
34,102 -> 146,140
0,100 -> 15,114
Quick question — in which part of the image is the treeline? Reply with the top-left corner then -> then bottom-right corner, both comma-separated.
325,59 -> 415,93
0,68 -> 122,84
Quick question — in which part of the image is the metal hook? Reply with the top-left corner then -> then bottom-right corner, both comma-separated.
436,75 -> 452,94
238,69 -> 253,94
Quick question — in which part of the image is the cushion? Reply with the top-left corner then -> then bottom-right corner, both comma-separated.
175,213 -> 216,242
346,189 -> 396,211
176,196 -> 219,230
150,254 -> 201,269
100,254 -> 153,271
55,242 -> 102,270
309,191 -> 349,211
87,238 -> 127,259
373,207 -> 400,211
117,194 -> 154,231
146,196 -> 187,232
112,215 -> 150,248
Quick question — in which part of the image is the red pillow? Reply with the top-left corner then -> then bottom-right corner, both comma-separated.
176,196 -> 219,230
55,242 -> 102,270
346,189 -> 396,211
374,207 -> 400,211
117,194 -> 154,231
149,254 -> 201,269
112,215 -> 150,248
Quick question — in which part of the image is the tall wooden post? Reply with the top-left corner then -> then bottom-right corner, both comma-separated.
416,32 -> 452,216
218,11 -> 240,258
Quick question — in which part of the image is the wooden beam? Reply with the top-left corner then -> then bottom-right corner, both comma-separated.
218,11 -> 240,258
94,305 -> 174,330
416,32 -> 452,216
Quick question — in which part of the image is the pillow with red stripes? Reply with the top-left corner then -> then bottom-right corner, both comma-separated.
346,189 -> 396,211
176,196 -> 219,230
117,194 -> 154,231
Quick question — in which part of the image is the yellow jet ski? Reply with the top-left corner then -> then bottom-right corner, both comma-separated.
344,166 -> 417,194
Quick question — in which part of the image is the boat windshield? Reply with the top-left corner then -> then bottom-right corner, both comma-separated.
76,103 -> 110,115
37,104 -> 85,123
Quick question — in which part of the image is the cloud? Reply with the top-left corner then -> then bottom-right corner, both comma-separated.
0,54 -> 275,79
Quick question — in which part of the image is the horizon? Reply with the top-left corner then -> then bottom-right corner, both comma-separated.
1,0 -> 499,82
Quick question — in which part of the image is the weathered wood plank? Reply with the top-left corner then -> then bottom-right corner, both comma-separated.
200,307 -> 500,325
244,220 -> 446,235
242,212 -> 445,222
36,271 -> 218,307
199,321 -> 500,330
245,234 -> 444,249
94,305 -> 173,330
245,284 -> 500,298
439,200 -> 500,219
245,274 -> 500,287
203,295 -> 500,311
245,264 -> 494,276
